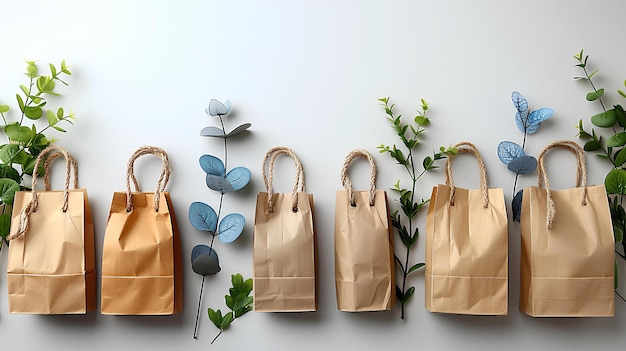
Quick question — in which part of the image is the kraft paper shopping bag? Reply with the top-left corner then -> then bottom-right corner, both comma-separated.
101,146 -> 183,315
7,145 -> 96,314
520,140 -> 614,317
334,149 -> 394,312
425,142 -> 508,315
253,146 -> 317,312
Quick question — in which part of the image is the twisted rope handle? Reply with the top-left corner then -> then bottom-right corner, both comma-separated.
125,146 -> 171,212
261,146 -> 304,213
444,141 -> 489,208
340,149 -> 377,206
8,145 -> 77,240
537,140 -> 588,230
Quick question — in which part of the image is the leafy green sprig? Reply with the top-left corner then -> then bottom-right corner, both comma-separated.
0,60 -> 75,249
377,97 -> 456,320
207,273 -> 253,344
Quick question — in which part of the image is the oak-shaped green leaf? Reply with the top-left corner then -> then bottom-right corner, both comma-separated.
605,168 -> 626,195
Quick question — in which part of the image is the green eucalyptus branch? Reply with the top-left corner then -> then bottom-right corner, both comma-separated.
377,97 -> 456,319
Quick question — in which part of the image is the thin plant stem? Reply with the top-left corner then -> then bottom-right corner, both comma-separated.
193,276 -> 206,339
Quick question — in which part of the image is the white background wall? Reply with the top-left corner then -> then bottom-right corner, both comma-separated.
1,1 -> 625,350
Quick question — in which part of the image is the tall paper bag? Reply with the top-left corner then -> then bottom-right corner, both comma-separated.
334,149 -> 394,311
425,142 -> 508,315
7,146 -> 96,314
101,146 -> 183,315
253,146 -> 317,312
520,140 -> 614,317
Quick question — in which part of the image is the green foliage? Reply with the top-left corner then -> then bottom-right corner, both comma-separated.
207,273 -> 253,344
377,97 -> 456,319
0,60 -> 75,249
574,50 -> 626,282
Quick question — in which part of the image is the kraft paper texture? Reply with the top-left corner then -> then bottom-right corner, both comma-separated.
334,190 -> 395,312
425,185 -> 509,315
101,191 -> 183,315
7,189 -> 96,314
253,191 -> 317,312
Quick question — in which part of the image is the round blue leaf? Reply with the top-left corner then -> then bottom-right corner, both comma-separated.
507,155 -> 537,175
515,110 -> 530,133
199,154 -> 224,176
200,126 -> 227,137
206,99 -> 232,116
188,202 -> 218,234
191,245 -> 221,276
206,174 -> 235,193
511,190 -> 523,222
225,167 -> 251,192
497,141 -> 525,164
218,213 -> 245,244
511,91 -> 528,114
525,122 -> 540,135
528,108 -> 553,126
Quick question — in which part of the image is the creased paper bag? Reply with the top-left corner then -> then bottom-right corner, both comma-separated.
7,146 -> 96,314
520,140 -> 614,317
253,146 -> 317,312
334,149 -> 394,312
425,142 -> 508,315
101,146 -> 183,315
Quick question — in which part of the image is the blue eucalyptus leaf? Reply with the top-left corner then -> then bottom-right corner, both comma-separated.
226,167 -> 251,192
511,91 -> 528,115
528,108 -> 553,126
218,213 -> 245,244
191,245 -> 221,275
512,190 -> 523,222
497,141 -> 525,164
188,202 -> 218,233
199,154 -> 225,176
515,110 -> 530,133
226,123 -> 251,138
206,174 -> 235,193
206,99 -> 232,116
507,155 -> 537,174
525,123 -> 540,134
200,126 -> 227,137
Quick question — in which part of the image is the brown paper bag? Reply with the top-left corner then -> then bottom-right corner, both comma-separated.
425,142 -> 508,315
7,145 -> 96,314
253,146 -> 317,312
334,149 -> 394,312
101,146 -> 183,315
520,140 -> 614,317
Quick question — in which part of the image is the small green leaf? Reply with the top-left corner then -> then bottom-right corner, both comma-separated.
619,90 -> 626,99
0,105 -> 9,113
591,109 -> 617,128
208,308 -> 223,329
615,105 -> 626,127
47,109 -> 58,126
16,94 -> 25,111
586,88 -> 605,101
613,223 -> 624,243
606,132 -> 626,147
220,312 -> 234,329
614,147 -> 626,167
588,69 -> 600,79
57,107 -> 64,119
0,213 -> 11,239
605,168 -> 626,195
25,61 -> 38,78
0,178 -> 20,205
49,63 -> 57,77
401,286 -> 415,304
24,106 -> 43,120
407,262 -> 425,275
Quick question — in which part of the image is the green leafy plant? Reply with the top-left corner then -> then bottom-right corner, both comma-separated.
207,273 -> 253,344
573,49 -> 625,295
377,97 -> 456,319
0,60 -> 75,250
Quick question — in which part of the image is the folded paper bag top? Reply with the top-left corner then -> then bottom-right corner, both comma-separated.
334,149 -> 395,312
253,146 -> 317,312
100,145 -> 183,315
520,140 -> 614,317
7,145 -> 96,314
425,141 -> 509,315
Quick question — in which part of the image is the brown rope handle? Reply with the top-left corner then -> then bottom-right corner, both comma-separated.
125,146 -> 171,212
261,146 -> 304,213
8,145 -> 77,240
43,150 -> 78,191
537,140 -> 588,230
340,149 -> 377,206
444,142 -> 489,208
